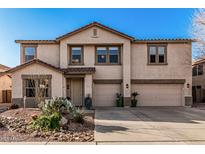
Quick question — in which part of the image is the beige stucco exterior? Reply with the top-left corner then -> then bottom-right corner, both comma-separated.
13,22 -> 193,107
12,63 -> 64,99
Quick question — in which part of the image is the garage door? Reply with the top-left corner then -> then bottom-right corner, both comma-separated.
131,84 -> 183,106
93,84 -> 121,106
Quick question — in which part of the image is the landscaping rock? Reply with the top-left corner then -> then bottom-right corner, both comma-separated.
60,116 -> 68,127
0,122 -> 4,128
0,108 -> 94,142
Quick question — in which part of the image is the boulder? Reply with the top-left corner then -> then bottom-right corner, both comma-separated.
60,116 -> 68,127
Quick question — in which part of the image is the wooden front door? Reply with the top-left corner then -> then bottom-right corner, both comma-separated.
2,90 -> 11,103
66,78 -> 83,106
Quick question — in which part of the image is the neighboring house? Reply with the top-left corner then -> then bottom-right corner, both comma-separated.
192,58 -> 205,103
5,22 -> 193,107
0,64 -> 12,103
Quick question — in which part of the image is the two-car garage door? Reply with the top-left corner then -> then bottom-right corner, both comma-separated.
131,84 -> 183,106
93,83 -> 183,106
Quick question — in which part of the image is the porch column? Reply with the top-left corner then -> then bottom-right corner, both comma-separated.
122,41 -> 131,106
84,74 -> 93,98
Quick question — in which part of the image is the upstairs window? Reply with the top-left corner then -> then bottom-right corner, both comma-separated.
148,45 -> 167,64
193,64 -> 203,76
70,47 -> 83,65
96,46 -> 120,64
97,47 -> 107,64
24,46 -> 36,62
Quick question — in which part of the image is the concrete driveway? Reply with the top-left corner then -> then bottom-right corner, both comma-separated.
95,107 -> 205,144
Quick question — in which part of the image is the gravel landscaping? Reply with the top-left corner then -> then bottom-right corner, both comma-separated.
0,108 -> 94,142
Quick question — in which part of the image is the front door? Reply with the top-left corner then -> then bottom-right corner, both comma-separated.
66,78 -> 83,106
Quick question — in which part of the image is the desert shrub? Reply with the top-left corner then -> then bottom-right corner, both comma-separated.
30,112 -> 61,131
9,104 -> 19,110
41,97 -> 74,116
71,109 -> 84,124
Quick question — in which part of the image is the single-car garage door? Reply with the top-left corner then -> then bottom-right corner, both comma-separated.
93,84 -> 121,106
131,84 -> 183,106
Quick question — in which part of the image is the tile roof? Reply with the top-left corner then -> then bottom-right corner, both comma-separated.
14,22 -> 196,44
5,59 -> 96,75
62,67 -> 96,74
0,64 -> 10,71
134,38 -> 196,43
15,40 -> 57,44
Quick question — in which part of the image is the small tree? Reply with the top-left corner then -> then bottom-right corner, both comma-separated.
191,8 -> 205,59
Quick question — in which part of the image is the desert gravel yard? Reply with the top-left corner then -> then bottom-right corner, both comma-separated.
95,107 -> 205,144
0,108 -> 94,143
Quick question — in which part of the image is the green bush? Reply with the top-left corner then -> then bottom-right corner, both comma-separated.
30,112 -> 61,131
71,109 -> 84,124
131,92 -> 139,107
116,93 -> 123,107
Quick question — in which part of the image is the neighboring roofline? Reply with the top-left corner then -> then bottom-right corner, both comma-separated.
0,64 -> 10,70
56,22 -> 135,41
15,40 -> 58,44
133,38 -> 196,43
5,59 -> 63,74
192,58 -> 205,66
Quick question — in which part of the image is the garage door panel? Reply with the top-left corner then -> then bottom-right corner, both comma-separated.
94,84 -> 121,106
132,84 -> 183,106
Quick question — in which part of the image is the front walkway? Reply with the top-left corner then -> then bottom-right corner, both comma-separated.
95,107 -> 205,144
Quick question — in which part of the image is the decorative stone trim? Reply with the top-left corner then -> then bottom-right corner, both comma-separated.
123,97 -> 131,106
185,96 -> 193,106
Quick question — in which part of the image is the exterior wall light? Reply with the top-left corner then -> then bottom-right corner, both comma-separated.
187,83 -> 190,88
126,84 -> 129,89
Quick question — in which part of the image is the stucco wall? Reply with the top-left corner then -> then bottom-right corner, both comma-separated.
0,75 -> 12,103
12,63 -> 64,99
59,26 -> 131,99
37,44 -> 60,67
131,43 -> 192,98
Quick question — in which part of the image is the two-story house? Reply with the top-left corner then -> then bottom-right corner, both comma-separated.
5,22 -> 193,107
192,58 -> 205,103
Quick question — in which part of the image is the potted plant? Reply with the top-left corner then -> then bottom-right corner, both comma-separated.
116,93 -> 123,107
131,92 -> 139,107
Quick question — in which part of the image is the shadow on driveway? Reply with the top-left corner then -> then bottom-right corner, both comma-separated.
95,124 -> 128,133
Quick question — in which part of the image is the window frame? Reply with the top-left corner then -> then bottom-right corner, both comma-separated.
95,45 -> 121,65
22,75 -> 51,99
22,45 -> 37,63
69,45 -> 84,65
192,64 -> 203,76
147,44 -> 167,65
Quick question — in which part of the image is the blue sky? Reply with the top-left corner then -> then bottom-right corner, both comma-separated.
0,8 -> 195,67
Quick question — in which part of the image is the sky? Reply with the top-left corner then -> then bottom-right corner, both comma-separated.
0,8 -> 195,67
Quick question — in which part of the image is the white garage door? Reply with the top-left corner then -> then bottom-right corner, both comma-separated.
131,84 -> 183,106
93,84 -> 121,106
